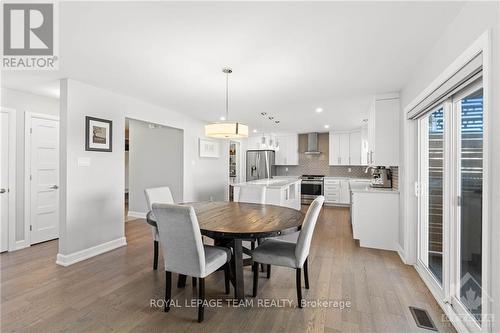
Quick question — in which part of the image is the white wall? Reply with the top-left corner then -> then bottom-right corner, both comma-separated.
0,88 -> 59,246
128,119 -> 183,214
58,79 -> 229,262
399,1 -> 500,330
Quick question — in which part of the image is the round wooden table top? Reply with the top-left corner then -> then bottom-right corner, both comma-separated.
146,201 -> 304,239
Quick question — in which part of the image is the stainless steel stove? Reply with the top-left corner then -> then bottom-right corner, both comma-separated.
300,175 -> 324,204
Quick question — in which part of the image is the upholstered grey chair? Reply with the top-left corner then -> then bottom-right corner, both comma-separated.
145,186 -> 174,270
152,203 -> 231,322
251,196 -> 324,308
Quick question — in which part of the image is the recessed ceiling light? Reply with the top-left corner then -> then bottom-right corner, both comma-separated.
315,107 -> 323,113
252,129 -> 258,133
219,116 -> 226,121
324,124 -> 330,129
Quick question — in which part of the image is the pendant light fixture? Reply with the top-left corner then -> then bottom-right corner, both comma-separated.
205,68 -> 248,139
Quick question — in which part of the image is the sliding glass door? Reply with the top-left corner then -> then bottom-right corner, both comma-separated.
452,83 -> 485,328
418,106 -> 446,287
417,79 -> 487,331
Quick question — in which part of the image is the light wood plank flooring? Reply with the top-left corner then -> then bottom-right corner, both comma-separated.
1,206 -> 455,332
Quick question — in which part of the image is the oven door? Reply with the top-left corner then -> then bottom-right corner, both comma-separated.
301,181 -> 323,196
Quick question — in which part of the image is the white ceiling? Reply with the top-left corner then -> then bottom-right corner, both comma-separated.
2,1 -> 464,133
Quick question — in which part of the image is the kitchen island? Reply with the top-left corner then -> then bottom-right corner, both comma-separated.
232,178 -> 301,210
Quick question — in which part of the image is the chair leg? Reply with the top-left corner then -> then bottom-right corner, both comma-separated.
177,274 -> 187,288
224,263 -> 230,295
165,271 -> 172,312
252,262 -> 259,297
266,264 -> 271,279
153,240 -> 159,270
192,277 -> 197,287
296,268 -> 303,308
304,258 -> 310,289
198,278 -> 205,323
257,239 -> 265,272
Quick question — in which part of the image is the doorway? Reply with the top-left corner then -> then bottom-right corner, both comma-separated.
25,112 -> 60,245
1,108 -> 16,252
125,118 -> 183,219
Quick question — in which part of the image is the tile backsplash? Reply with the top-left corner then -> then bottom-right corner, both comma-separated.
274,133 -> 399,188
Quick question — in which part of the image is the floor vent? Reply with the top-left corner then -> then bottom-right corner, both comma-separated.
409,306 -> 438,331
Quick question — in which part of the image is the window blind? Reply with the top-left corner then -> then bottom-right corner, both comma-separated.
407,53 -> 483,120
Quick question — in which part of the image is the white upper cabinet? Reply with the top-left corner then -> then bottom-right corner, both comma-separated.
247,136 -> 262,150
349,130 -> 361,165
329,131 -> 362,165
275,134 -> 298,165
367,95 -> 400,166
361,124 -> 369,165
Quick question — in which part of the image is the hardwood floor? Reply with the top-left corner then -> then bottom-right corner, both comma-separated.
1,206 -> 455,332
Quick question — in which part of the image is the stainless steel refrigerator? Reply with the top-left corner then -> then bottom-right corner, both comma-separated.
246,150 -> 276,181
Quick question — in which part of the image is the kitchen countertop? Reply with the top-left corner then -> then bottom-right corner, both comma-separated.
233,178 -> 301,189
349,182 -> 399,194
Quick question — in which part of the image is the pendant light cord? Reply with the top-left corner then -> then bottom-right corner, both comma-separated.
225,71 -> 229,121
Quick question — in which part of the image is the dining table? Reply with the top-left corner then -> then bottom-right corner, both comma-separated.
146,201 -> 304,300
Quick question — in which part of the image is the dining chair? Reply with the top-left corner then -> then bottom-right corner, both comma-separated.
152,203 -> 231,322
236,185 -> 266,204
251,196 -> 324,308
234,186 -> 266,270
145,186 -> 174,270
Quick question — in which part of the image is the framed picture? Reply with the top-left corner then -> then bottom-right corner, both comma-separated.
199,138 -> 220,158
85,116 -> 113,152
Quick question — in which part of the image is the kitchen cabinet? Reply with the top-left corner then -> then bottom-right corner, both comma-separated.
361,124 -> 369,165
329,132 -> 349,165
349,130 -> 361,165
329,131 -> 363,165
275,134 -> 299,165
350,190 -> 399,251
247,136 -> 262,150
367,95 -> 400,166
324,178 -> 349,205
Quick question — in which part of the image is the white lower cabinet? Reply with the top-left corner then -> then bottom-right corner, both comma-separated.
324,178 -> 349,205
350,191 -> 399,251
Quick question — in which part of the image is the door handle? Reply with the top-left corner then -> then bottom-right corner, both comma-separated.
0,188 -> 6,194
49,185 -> 59,190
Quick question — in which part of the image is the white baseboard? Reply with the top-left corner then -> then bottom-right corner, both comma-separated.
396,244 -> 408,264
10,239 -> 30,252
56,237 -> 127,267
127,211 -> 147,219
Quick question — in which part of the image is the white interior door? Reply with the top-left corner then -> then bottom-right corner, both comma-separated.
27,114 -> 60,244
1,111 -> 12,252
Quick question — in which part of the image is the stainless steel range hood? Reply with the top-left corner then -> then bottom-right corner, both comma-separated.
305,133 -> 321,155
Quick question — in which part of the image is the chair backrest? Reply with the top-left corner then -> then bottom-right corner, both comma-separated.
151,203 -> 205,277
145,186 -> 174,211
295,196 -> 324,268
236,186 -> 266,204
